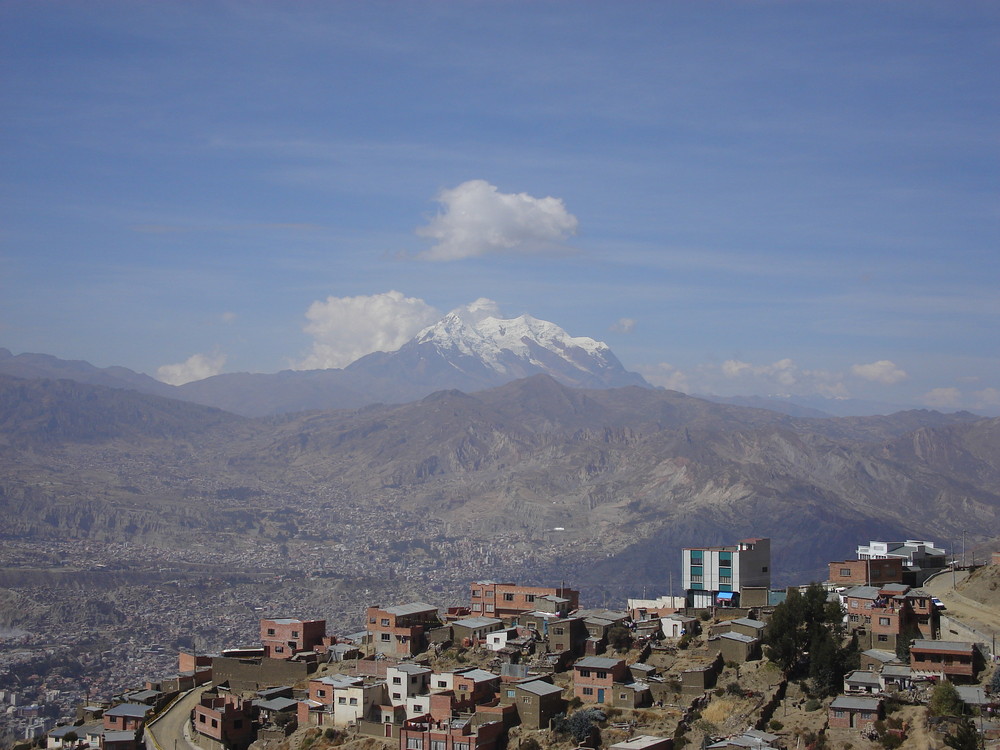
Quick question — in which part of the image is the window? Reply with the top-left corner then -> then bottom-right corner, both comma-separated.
267,628 -> 276,635
406,739 -> 423,750
506,690 -> 515,698
877,635 -> 888,642
455,743 -> 469,750
503,593 -> 515,601
413,705 -> 423,713
393,677 -> 402,684
431,741 -> 445,750
317,689 -> 326,698
525,594 -> 535,602
381,619 -> 390,626
292,631 -> 299,638
437,681 -> 447,688
834,710 -> 845,718
879,617 -> 890,626
349,698 -> 357,706
211,719 -> 218,728
521,697 -> 531,704
393,693 -> 402,700
596,671 -> 607,679
471,589 -> 480,597
619,693 -> 627,700
459,684 -> 467,691
485,591 -> 494,598
381,633 -> 391,641
579,669 -> 591,677
582,687 -> 593,695
553,627 -> 564,635
840,568 -> 851,577
338,697 -> 346,705
485,604 -> 494,612
199,715 -> 207,724
275,646 -> 284,653
472,603 -> 481,611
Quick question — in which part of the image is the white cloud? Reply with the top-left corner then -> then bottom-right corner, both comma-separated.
221,311 -> 237,323
297,290 -> 440,370
157,352 -> 226,385
850,359 -> 908,384
718,357 -> 847,397
415,179 -> 578,261
610,317 -> 636,334
921,387 -> 962,408
450,297 -> 503,326
972,387 -> 1000,407
636,362 -> 689,392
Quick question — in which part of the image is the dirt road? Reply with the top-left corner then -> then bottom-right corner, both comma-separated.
923,569 -> 1000,648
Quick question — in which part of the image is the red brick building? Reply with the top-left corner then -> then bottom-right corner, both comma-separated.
367,603 -> 440,657
829,696 -> 882,730
572,656 -> 628,705
102,704 -> 151,734
192,692 -> 255,750
470,582 -> 579,620
828,558 -> 904,587
910,640 -> 980,680
260,618 -> 327,659
399,717 -> 503,750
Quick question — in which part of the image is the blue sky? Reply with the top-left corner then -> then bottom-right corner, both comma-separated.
1,2 -> 997,411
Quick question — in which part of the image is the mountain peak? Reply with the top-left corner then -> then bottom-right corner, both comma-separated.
411,307 -> 626,386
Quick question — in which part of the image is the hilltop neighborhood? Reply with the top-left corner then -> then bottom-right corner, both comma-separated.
10,539 -> 1000,750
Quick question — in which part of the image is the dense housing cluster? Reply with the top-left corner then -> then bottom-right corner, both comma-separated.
22,538 -> 1000,750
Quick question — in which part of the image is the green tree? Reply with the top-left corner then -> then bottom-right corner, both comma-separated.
606,625 -> 632,653
896,626 -> 920,661
944,717 -> 981,750
929,681 -> 964,717
809,627 -> 844,697
989,668 -> 1000,694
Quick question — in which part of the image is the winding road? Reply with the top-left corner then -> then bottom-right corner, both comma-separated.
146,687 -> 207,750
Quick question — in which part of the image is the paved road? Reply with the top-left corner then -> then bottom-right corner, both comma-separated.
146,687 -> 207,750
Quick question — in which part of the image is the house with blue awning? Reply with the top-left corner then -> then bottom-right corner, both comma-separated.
681,538 -> 771,609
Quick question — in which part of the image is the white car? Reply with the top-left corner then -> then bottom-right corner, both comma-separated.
931,597 -> 946,610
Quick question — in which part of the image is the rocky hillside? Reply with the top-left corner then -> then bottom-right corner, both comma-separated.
2,372 -> 998,596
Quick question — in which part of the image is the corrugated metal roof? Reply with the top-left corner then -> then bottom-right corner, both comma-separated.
830,695 -> 880,710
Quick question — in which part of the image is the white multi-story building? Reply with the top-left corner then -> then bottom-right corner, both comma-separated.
682,537 -> 770,608
856,540 -> 947,568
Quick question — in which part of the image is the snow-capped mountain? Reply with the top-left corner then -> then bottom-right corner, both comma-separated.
347,303 -> 650,392
1,308 -> 649,416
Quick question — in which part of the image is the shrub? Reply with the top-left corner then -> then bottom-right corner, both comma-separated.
699,612 -> 711,622
568,696 -> 583,710
880,734 -> 903,749
520,738 -> 541,750
804,698 -> 821,712
725,681 -> 742,696
929,682 -> 964,717
567,708 -> 606,743
768,720 -> 783,731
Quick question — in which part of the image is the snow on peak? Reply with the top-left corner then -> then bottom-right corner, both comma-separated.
415,303 -> 612,376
